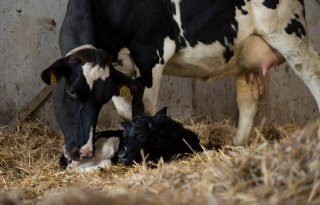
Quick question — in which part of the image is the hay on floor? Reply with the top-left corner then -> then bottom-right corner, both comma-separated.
0,118 -> 319,205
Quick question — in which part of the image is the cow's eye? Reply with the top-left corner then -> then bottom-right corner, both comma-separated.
66,87 -> 79,100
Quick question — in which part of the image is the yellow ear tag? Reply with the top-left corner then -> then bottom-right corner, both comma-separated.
119,86 -> 131,97
51,72 -> 57,85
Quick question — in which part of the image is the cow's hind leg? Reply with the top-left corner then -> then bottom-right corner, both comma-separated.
260,25 -> 320,112
234,73 -> 264,145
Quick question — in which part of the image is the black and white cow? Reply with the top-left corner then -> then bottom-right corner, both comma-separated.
118,107 -> 202,165
41,0 -> 320,163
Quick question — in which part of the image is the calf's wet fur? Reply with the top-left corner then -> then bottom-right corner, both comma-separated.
118,107 -> 203,165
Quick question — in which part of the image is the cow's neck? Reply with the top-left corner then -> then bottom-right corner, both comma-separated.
92,0 -> 176,57
59,0 -> 95,55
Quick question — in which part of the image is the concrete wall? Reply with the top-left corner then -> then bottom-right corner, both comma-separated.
0,0 -> 67,128
1,0 -> 319,130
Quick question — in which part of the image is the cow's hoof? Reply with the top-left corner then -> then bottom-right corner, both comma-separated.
232,138 -> 247,146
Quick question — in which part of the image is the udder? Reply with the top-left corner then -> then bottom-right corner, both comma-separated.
239,35 -> 285,76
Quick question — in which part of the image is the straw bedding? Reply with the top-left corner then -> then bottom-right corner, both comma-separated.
0,118 -> 319,205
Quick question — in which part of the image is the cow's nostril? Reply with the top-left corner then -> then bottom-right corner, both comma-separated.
70,147 -> 80,161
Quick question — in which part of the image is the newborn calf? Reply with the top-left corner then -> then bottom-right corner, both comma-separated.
59,130 -> 123,172
118,107 -> 202,165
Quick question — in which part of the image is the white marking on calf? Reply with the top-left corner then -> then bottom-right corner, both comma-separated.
82,63 -> 110,90
79,126 -> 94,158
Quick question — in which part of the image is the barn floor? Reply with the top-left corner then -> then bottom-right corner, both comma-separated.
0,118 -> 320,205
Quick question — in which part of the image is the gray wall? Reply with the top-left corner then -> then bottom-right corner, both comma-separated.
1,0 -> 319,130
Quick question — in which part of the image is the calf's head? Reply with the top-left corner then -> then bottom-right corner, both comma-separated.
42,47 -> 140,161
118,108 -> 168,165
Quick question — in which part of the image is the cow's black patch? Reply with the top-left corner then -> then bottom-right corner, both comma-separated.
171,2 -> 176,15
116,59 -> 123,66
179,0 -> 244,62
285,18 -> 306,39
235,1 -> 248,15
169,3 -> 187,50
240,9 -> 248,15
263,0 -> 279,9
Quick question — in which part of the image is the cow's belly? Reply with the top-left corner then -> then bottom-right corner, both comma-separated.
165,35 -> 285,80
165,41 -> 238,81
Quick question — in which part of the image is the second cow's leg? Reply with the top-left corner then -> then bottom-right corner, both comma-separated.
234,73 -> 264,146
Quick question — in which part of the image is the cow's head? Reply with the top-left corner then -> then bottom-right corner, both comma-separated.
118,108 -> 167,165
42,46 -> 141,162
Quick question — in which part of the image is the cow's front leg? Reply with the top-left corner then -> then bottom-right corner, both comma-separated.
131,37 -> 176,116
111,59 -> 167,119
234,73 -> 264,146
142,64 -> 165,116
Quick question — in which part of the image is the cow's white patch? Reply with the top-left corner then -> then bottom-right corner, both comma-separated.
166,41 -> 230,80
68,137 -> 120,173
171,0 -> 189,46
66,44 -> 97,57
79,126 -> 94,158
143,37 -> 176,115
163,37 -> 176,62
143,65 -> 164,115
233,5 -> 255,46
82,63 -> 110,90
113,48 -> 138,77
112,96 -> 133,121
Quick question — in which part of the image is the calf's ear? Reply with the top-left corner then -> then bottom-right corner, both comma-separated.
41,58 -> 70,85
155,107 -> 168,118
152,107 -> 168,124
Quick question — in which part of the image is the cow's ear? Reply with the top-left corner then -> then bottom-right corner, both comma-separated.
110,69 -> 143,97
41,58 -> 70,85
